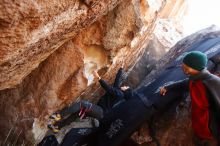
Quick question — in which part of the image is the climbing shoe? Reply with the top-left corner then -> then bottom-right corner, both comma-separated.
49,113 -> 61,122
47,124 -> 60,133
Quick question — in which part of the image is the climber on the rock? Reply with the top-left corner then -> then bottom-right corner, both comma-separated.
94,67 -> 129,113
93,68 -> 154,144
159,51 -> 220,146
47,67 -> 131,133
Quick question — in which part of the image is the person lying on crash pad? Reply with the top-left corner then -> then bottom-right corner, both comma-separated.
47,68 -> 133,133
160,51 -> 220,146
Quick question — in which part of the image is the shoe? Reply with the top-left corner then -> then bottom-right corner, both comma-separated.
49,113 -> 61,121
47,124 -> 60,133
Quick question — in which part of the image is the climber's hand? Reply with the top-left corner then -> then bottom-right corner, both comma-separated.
160,87 -> 167,96
93,70 -> 101,80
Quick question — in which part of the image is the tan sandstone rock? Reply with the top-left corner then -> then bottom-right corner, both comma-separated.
0,0 -> 188,145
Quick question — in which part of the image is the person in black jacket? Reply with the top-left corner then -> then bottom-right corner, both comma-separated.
160,51 -> 220,146
94,68 -> 131,112
48,68 -> 130,133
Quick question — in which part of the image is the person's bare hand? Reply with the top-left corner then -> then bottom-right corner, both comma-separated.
160,87 -> 167,96
93,70 -> 101,80
120,86 -> 129,91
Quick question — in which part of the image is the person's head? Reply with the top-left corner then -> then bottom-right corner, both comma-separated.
182,51 -> 208,75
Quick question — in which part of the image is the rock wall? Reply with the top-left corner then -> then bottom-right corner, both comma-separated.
126,0 -> 186,87
126,19 -> 184,87
0,0 -> 187,145
0,0 -> 121,90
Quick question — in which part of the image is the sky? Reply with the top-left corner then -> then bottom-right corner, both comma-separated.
182,0 -> 220,36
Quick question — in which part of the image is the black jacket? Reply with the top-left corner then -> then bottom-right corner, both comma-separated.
98,79 -> 152,111
165,70 -> 220,142
99,79 -> 124,99
97,79 -> 125,113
